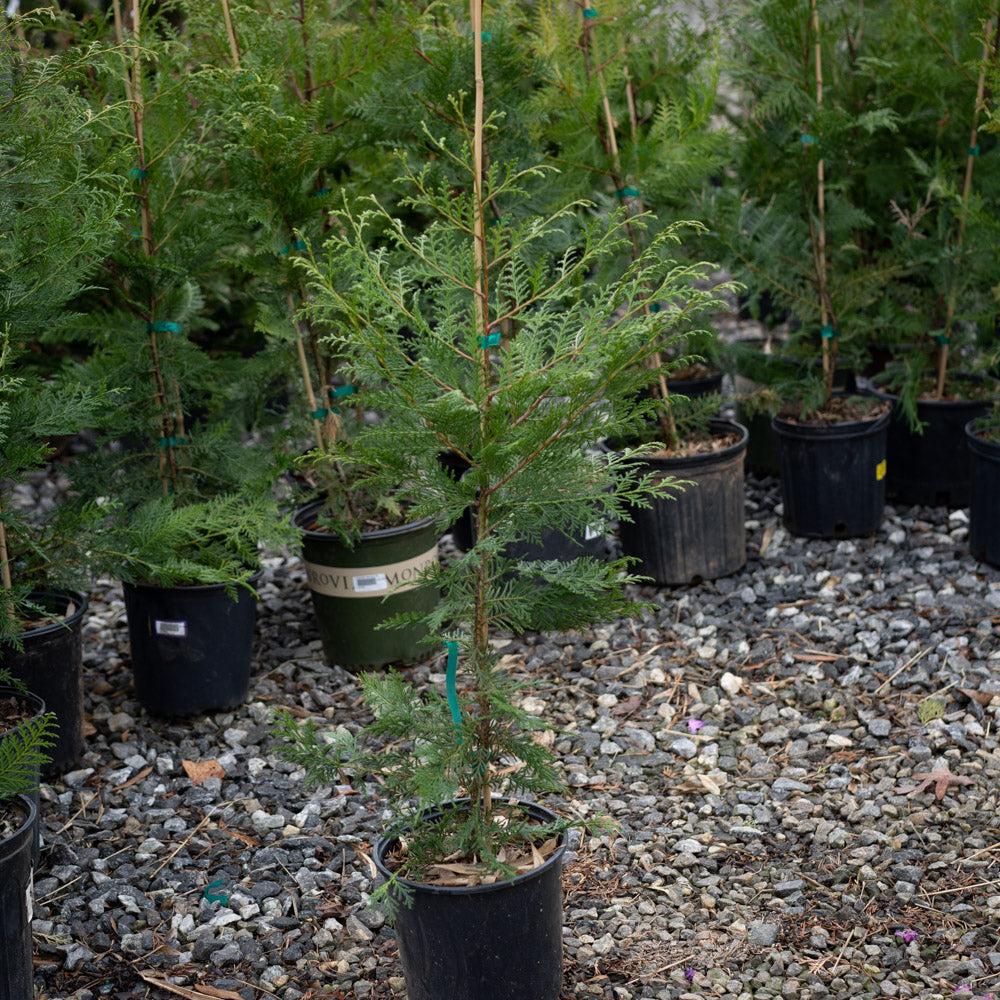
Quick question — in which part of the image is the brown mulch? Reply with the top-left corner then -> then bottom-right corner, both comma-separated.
778,395 -> 891,426
649,429 -> 740,460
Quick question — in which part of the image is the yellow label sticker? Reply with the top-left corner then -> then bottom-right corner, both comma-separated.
876,459 -> 887,481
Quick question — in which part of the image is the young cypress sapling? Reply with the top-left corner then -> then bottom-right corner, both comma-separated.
273,2 -> 731,896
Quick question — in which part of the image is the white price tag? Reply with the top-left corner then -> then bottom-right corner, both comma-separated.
155,619 -> 188,638
352,573 -> 389,594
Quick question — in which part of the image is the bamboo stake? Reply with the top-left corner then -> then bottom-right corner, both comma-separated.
935,9 -> 997,399
219,0 -> 241,68
811,0 -> 834,401
115,0 -> 179,495
581,6 -> 675,448
0,523 -> 11,591
469,0 -> 493,822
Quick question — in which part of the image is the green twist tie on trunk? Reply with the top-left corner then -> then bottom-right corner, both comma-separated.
330,385 -> 355,398
801,133 -> 819,146
159,436 -> 185,447
820,325 -> 837,339
204,880 -> 229,905
147,321 -> 182,333
968,144 -> 981,156
481,31 -> 491,40
130,168 -> 147,179
312,188 -> 331,197
583,7 -> 597,16
934,334 -> 950,345
279,240 -> 307,255
445,641 -> 462,741
478,331 -> 501,348
310,408 -> 329,420
616,187 -> 639,198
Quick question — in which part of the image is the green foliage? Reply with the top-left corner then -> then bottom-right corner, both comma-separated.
52,0 -> 295,586
0,708 -> 56,803
274,81 -> 731,875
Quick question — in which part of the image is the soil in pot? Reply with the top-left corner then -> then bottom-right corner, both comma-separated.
618,419 -> 748,585
773,396 -> 891,539
0,794 -> 37,1000
295,499 -> 440,670
0,589 -> 87,773
374,800 -> 565,1000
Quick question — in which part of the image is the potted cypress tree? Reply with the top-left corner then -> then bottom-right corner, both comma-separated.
868,1 -> 999,507
0,668 -> 57,1000
0,13 -> 128,768
709,0 -> 901,539
61,0 -> 291,716
272,6 -> 718,995
193,0 -> 441,670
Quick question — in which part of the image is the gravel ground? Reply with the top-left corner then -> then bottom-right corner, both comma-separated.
14,459 -> 1000,1000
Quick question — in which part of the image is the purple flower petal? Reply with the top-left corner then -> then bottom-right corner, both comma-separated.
684,967 -> 696,982
687,718 -> 705,734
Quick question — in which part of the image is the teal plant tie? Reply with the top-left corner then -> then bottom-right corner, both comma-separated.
583,7 -> 597,17
616,187 -> 639,199
820,325 -> 837,339
279,240 -> 307,255
310,407 -> 329,420
481,31 -> 491,40
204,880 -> 228,905
491,215 -> 512,227
968,144 -> 981,156
312,188 -> 331,197
147,321 -> 182,333
801,133 -> 819,146
130,167 -> 147,179
649,303 -> 661,313
478,331 -> 501,348
934,334 -> 950,346
130,231 -> 141,241
158,436 -> 185,447
445,641 -> 462,741
330,385 -> 355,399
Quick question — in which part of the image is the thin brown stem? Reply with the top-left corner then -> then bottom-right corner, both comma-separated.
0,522 -> 11,591
220,0 -> 241,68
936,9 -> 996,398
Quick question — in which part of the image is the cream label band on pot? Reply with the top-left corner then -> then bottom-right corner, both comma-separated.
305,545 -> 439,598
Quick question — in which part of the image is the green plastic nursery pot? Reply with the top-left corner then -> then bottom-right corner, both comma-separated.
0,589 -> 87,774
618,419 -> 748,585
966,421 -> 1000,568
294,499 -> 439,670
0,794 -> 37,1000
772,403 -> 890,539
122,578 -> 258,716
869,379 -> 994,508
374,800 -> 566,1000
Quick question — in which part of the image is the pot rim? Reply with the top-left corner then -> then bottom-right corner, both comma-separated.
0,793 -> 37,848
965,419 -> 1000,450
613,418 -> 748,471
293,497 -> 438,543
13,589 -> 89,641
373,798 -> 566,897
772,404 -> 891,437
121,570 -> 262,597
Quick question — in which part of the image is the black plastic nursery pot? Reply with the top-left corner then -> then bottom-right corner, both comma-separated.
666,370 -> 724,398
618,419 -> 748,585
869,379 -> 994,507
374,800 -> 566,1000
772,403 -> 890,539
0,686 -> 45,866
294,499 -> 439,670
0,794 -> 37,1000
734,399 -> 779,478
122,578 -> 258,716
967,421 -> 1000,568
0,589 -> 87,774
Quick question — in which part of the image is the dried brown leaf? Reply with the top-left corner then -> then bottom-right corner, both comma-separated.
895,768 -> 975,801
182,759 -> 226,786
